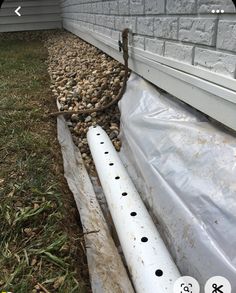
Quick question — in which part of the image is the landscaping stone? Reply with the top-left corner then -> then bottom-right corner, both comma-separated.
45,31 -> 126,173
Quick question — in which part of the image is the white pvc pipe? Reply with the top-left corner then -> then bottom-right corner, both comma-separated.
87,125 -> 181,293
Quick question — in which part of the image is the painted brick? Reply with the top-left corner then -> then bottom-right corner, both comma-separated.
96,2 -> 103,14
179,18 -> 217,46
130,0 -> 144,15
87,14 -> 95,24
95,15 -> 104,26
104,16 -> 115,28
145,0 -> 165,14
194,47 -> 236,78
154,17 -> 178,39
145,38 -> 164,55
110,1 -> 119,15
77,5 -> 82,13
197,0 -> 235,13
124,17 -> 137,33
66,5 -> 79,13
92,3 -> 97,14
165,42 -> 193,64
102,2 -> 110,14
115,16 -> 136,32
137,17 -> 153,36
133,35 -> 145,49
119,0 -> 130,15
217,21 -> 236,52
82,3 -> 87,12
115,16 -> 124,30
166,0 -> 196,14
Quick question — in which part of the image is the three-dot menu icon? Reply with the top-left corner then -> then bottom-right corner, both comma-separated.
211,9 -> 224,13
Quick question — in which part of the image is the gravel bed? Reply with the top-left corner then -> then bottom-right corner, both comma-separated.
46,31 -> 127,174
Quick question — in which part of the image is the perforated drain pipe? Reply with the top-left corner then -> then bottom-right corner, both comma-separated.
87,125 -> 181,293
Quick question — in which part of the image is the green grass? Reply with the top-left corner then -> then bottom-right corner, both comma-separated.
0,36 -> 90,292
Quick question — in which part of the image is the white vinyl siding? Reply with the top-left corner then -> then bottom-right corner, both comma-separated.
0,0 -> 61,32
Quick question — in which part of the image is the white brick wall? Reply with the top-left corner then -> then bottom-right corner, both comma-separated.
133,35 -> 145,49
154,17 -> 178,39
130,0 -> 144,15
217,21 -> 236,52
197,0 -> 235,13
194,47 -> 236,77
179,18 -> 217,46
145,0 -> 165,14
145,38 -> 164,55
119,0 -> 130,15
110,1 -> 119,14
166,0 -> 196,14
165,42 -> 193,64
60,0 -> 236,79
137,17 -> 153,36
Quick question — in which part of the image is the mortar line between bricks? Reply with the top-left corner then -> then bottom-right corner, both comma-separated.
163,40 -> 166,57
62,10 -> 234,18
192,46 -> 195,66
177,16 -> 179,41
63,19 -> 236,55
93,28 -> 236,57
194,44 -> 236,55
214,14 -> 220,49
195,0 -> 198,17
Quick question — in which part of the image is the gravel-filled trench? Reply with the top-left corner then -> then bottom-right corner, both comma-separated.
46,31 -> 128,174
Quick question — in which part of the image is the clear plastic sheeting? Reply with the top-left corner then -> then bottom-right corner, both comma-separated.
119,73 -> 236,290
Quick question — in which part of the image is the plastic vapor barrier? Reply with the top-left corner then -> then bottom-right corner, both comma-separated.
119,73 -> 236,290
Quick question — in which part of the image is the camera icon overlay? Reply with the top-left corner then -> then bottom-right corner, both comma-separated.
174,276 -> 200,293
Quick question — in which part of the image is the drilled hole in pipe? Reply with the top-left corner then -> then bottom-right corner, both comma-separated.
122,192 -> 127,196
109,163 -> 114,166
96,133 -> 100,135
130,212 -> 137,216
100,142 -> 104,144
93,126 -> 97,128
141,237 -> 148,242
155,269 -> 163,277
115,176 -> 120,180
104,152 -> 109,154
